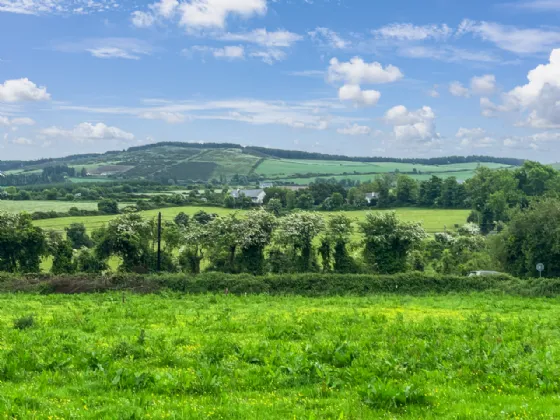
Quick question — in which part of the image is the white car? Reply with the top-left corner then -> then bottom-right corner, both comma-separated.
468,271 -> 502,277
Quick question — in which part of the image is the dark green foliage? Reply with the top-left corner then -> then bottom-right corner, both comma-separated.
76,248 -> 108,273
65,223 -> 93,249
50,236 -> 77,275
97,199 -> 119,215
0,212 -> 47,273
173,212 -> 190,227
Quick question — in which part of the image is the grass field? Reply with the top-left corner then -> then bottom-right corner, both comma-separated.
32,206 -> 470,234
1,293 -> 559,418
276,170 -> 478,185
0,200 -> 101,213
256,159 -> 512,180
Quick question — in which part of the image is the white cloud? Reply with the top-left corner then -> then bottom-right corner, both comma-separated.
449,81 -> 470,97
213,45 -> 245,59
308,27 -> 349,49
152,0 -> 178,18
0,0 -> 119,15
0,78 -> 50,102
384,105 -> 439,144
338,84 -> 380,107
250,49 -> 286,64
373,23 -> 453,41
41,122 -> 135,142
219,29 -> 302,47
337,124 -> 371,135
470,74 -> 496,96
57,98 -> 347,131
485,49 -> 560,128
0,115 -> 35,126
455,127 -> 495,148
328,57 -> 403,85
178,0 -> 267,29
55,38 -> 153,60
458,19 -> 560,54
140,111 -> 187,123
131,11 -> 155,28
398,45 -> 498,63
456,127 -> 486,138
11,137 -> 33,145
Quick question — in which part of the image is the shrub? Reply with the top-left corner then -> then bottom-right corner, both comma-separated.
13,315 -> 35,330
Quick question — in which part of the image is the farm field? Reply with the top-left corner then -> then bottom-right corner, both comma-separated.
0,200 -> 101,213
32,206 -> 470,234
256,159 -> 512,179
1,293 -> 559,418
276,170 -> 478,185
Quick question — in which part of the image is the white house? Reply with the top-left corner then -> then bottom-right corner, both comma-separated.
364,192 -> 379,204
260,182 -> 274,189
231,189 -> 266,204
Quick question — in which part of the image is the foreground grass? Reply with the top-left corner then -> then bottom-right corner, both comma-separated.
0,293 -> 559,418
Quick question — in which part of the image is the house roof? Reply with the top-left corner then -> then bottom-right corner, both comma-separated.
365,192 -> 378,198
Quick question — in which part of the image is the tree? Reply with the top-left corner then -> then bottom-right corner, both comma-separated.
49,232 -> 76,275
321,214 -> 358,273
266,198 -> 282,216
297,193 -> 314,210
373,174 -> 395,208
275,212 -> 325,272
65,223 -> 93,249
224,195 -> 235,208
0,212 -> 47,273
330,192 -> 344,209
360,212 -> 427,274
94,214 -> 157,272
76,248 -> 107,273
98,199 -> 119,215
239,210 -> 277,274
286,190 -> 297,210
45,189 -> 58,200
396,175 -> 418,205
174,212 -> 190,227
493,199 -> 560,278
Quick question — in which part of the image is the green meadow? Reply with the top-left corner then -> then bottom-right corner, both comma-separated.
1,293 -> 559,419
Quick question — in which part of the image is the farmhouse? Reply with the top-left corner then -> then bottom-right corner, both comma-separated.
365,192 -> 379,204
260,182 -> 274,189
231,188 -> 266,204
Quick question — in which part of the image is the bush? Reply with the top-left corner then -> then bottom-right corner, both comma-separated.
13,315 -> 35,330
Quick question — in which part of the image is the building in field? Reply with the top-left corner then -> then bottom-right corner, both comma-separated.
230,188 -> 266,204
260,182 -> 274,189
0,171 -> 4,177
364,192 -> 379,204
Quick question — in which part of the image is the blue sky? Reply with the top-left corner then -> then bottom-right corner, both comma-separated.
1,0 -> 560,161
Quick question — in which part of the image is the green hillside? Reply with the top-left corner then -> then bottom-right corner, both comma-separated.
0,142 -> 524,185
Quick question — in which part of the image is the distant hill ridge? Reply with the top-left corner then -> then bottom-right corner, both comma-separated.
1,141 -> 525,170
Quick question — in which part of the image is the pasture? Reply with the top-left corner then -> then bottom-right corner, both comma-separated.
256,159 -> 512,180
0,200 -> 100,213
0,293 -> 559,418
32,206 -> 470,234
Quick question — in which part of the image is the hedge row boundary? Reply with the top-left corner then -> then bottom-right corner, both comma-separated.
1,272 -> 560,296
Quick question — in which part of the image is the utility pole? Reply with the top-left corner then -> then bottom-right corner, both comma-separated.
157,212 -> 162,272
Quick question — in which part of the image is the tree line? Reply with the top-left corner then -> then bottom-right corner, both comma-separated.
3,195 -> 560,278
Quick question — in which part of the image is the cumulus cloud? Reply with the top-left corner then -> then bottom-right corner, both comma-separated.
328,57 -> 403,85
338,84 -> 380,107
470,74 -> 496,95
0,78 -> 50,102
373,23 -> 453,41
219,29 -> 302,47
449,82 -> 470,97
213,45 -> 245,59
308,27 -> 349,49
337,124 -> 372,136
458,19 -> 560,54
132,0 -> 267,30
0,0 -> 120,15
40,122 -> 135,142
455,127 -> 495,148
384,105 -> 439,144
483,49 -> 560,128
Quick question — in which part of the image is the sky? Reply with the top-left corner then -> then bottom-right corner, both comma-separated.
1,0 -> 560,161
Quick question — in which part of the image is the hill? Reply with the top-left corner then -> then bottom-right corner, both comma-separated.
0,141 -> 524,185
